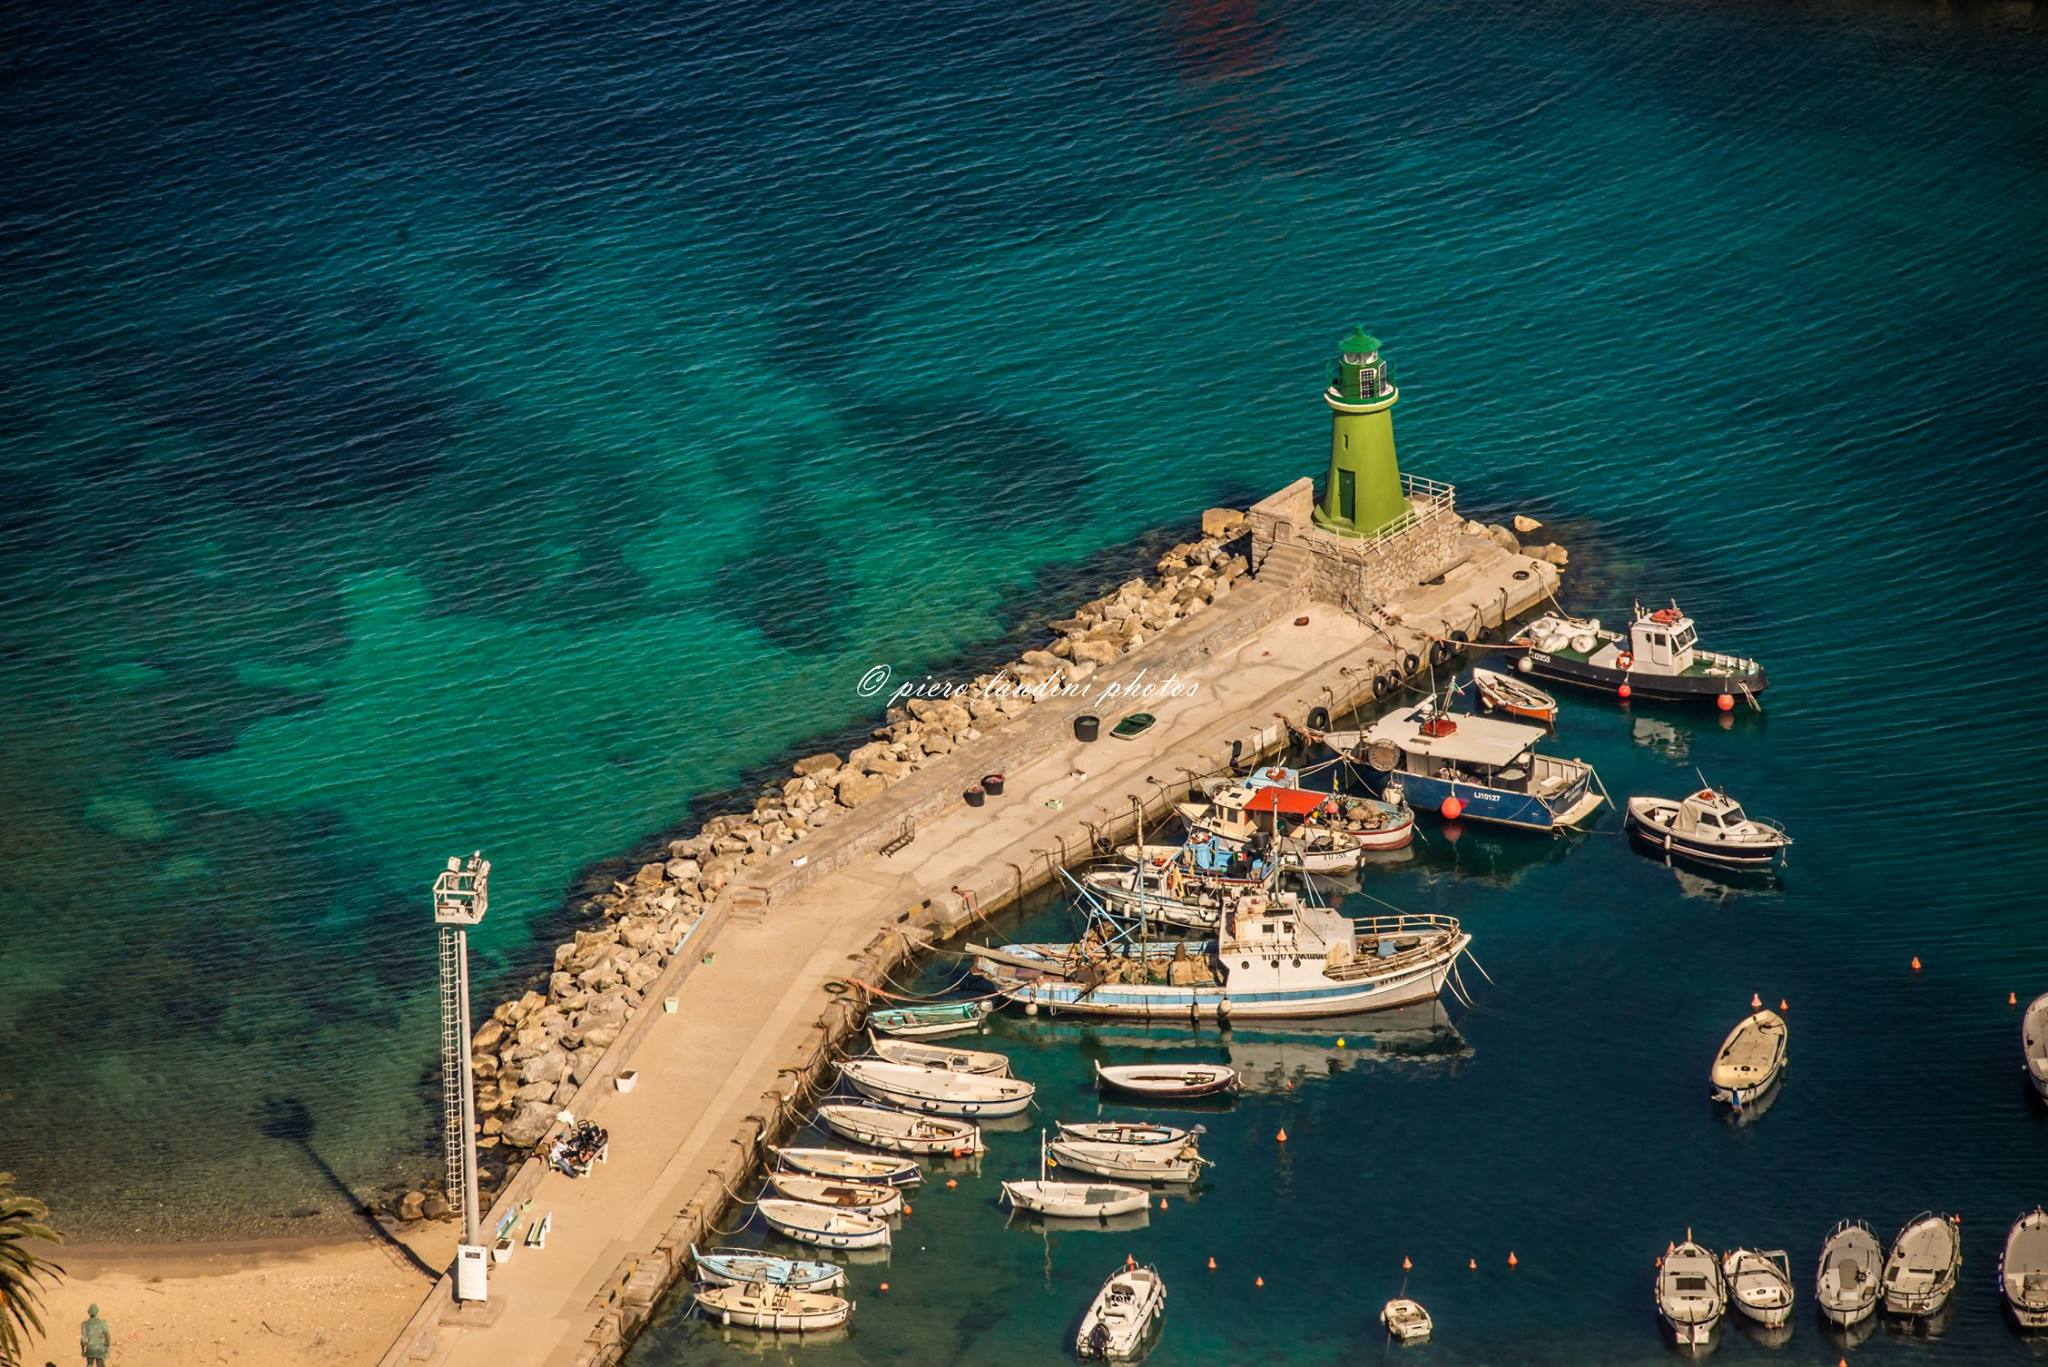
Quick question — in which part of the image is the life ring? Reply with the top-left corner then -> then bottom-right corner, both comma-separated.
1372,674 -> 1391,699
1403,652 -> 1422,674
1616,652 -> 1634,671
1305,706 -> 1331,731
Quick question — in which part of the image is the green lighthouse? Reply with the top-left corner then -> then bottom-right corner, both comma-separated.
1313,328 -> 1406,537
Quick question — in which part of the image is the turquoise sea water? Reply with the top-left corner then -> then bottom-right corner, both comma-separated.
4,0 -> 2047,1355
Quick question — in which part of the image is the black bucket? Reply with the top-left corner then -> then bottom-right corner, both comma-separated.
964,786 -> 986,807
1074,713 -> 1101,742
982,773 -> 1006,796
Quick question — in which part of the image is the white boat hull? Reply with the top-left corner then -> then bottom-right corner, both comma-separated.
694,1285 -> 854,1332
1048,1140 -> 1205,1184
1001,1180 -> 1151,1219
840,1061 -> 1035,1118
757,1199 -> 891,1250
997,949 -> 1462,1021
815,1104 -> 984,1156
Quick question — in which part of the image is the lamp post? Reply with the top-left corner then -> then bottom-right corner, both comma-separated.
433,852 -> 490,1301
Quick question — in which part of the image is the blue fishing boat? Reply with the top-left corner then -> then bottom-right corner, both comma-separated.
866,999 -> 993,1039
1325,697 -> 1604,832
690,1244 -> 847,1292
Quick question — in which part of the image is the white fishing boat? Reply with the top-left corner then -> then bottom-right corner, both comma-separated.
1048,1136 -> 1209,1184
865,1032 -> 1011,1076
756,1198 -> 891,1251
1709,1008 -> 1787,1108
769,1145 -> 922,1186
690,1245 -> 845,1292
1176,787 -> 1365,873
1815,1219 -> 1883,1326
1722,1247 -> 1794,1327
2001,1207 -> 2048,1329
1470,666 -> 1557,724
762,1171 -> 904,1216
814,1103 -> 984,1156
2023,992 -> 2048,1101
1656,1234 -> 1727,1348
1627,788 -> 1791,869
1204,768 -> 1418,852
1509,603 -> 1768,707
1076,1262 -> 1166,1360
1380,1298 -> 1433,1342
1002,1130 -> 1151,1219
1085,845 -> 1292,934
1094,1061 -> 1239,1099
694,1280 -> 854,1332
839,1058 -> 1035,1118
972,907 -> 1472,1021
1057,1121 -> 1195,1147
866,999 -> 993,1039
1882,1212 -> 1961,1318
1326,697 -> 1603,832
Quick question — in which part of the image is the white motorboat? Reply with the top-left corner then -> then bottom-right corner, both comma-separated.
839,1058 -> 1035,1118
814,1103 -> 984,1156
1326,696 -> 1604,831
1881,1211 -> 1962,1318
1056,1121 -> 1196,1147
1380,1297 -> 1433,1342
1709,1008 -> 1787,1109
1815,1219 -> 1883,1326
865,1032 -> 1011,1076
2023,992 -> 2048,1101
1175,787 -> 1366,873
762,1171 -> 904,1216
756,1199 -> 891,1251
973,907 -> 1472,1021
1094,1061 -> 1239,1099
1628,788 -> 1791,869
690,1245 -> 845,1292
2001,1207 -> 2048,1329
769,1145 -> 922,1186
1001,1130 -> 1150,1219
1470,666 -> 1557,724
1076,1262 -> 1166,1360
1048,1136 -> 1208,1184
694,1280 -> 853,1332
1656,1234 -> 1727,1348
1721,1247 -> 1794,1327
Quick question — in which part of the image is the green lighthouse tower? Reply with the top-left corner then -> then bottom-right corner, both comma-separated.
1313,328 -> 1406,537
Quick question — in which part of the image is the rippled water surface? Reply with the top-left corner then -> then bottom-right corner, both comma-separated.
3,2 -> 2046,1356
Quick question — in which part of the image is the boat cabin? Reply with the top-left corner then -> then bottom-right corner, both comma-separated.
1626,606 -> 1698,677
1363,708 -> 1562,797
1211,783 -> 1330,835
1670,788 -> 1750,836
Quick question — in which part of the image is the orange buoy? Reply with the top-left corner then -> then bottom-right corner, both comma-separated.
1779,998 -> 1788,1012
1912,956 -> 1922,971
1617,683 -> 1631,700
1402,1255 -> 1413,1271
879,1282 -> 890,1293
1468,1258 -> 1477,1271
1275,1127 -> 1288,1143
945,1178 -> 957,1189
1255,1275 -> 1265,1288
903,1203 -> 913,1215
1208,1256 -> 1217,1271
1126,1254 -> 1136,1270
1439,796 -> 1464,820
1750,992 -> 1761,1010
1508,1251 -> 1519,1268
1717,693 -> 1735,712
2012,992 -> 2020,1005
1159,1197 -> 1168,1210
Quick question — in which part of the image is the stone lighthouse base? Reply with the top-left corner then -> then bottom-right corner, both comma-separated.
1245,475 -> 1476,625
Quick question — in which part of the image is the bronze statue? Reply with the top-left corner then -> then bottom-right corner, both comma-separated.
80,1304 -> 110,1366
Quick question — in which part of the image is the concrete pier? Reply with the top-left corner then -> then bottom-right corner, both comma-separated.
378,478 -> 1560,1367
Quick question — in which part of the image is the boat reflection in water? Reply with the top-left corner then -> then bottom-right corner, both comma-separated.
1720,1073 -> 1785,1129
1820,1306 -> 1879,1353
1002,1205 -> 1154,1236
1666,862 -> 1785,904
1004,1004 -> 1469,1095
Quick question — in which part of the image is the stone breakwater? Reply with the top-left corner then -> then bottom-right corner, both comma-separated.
386,509 -> 1265,1220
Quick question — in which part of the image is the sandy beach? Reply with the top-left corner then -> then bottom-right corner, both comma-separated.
24,1229 -> 446,1366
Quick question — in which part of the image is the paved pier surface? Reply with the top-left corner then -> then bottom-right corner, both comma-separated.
384,531 -> 1557,1367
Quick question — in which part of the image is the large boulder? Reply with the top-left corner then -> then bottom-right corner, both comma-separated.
1513,513 -> 1543,534
397,1190 -> 427,1221
1528,542 -> 1570,567
792,752 -> 842,777
836,772 -> 887,808
502,1101 -> 557,1149
520,1048 -> 568,1085
1201,507 -> 1246,538
1070,637 -> 1120,666
472,1018 -> 506,1053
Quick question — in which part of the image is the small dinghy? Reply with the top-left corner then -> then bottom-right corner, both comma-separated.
1048,1136 -> 1209,1184
866,1000 -> 992,1039
1094,1061 -> 1240,1099
762,1171 -> 904,1216
840,1058 -> 1035,1117
1380,1298 -> 1433,1342
1815,1219 -> 1883,1326
1003,1131 -> 1149,1219
2023,992 -> 2048,1101
866,1032 -> 1011,1076
1656,1234 -> 1727,1348
694,1280 -> 853,1332
690,1245 -> 845,1292
769,1145 -> 922,1186
1076,1261 -> 1166,1360
1881,1211 -> 1962,1318
1628,788 -> 1791,869
1057,1121 -> 1197,1147
1722,1247 -> 1794,1327
2001,1207 -> 2048,1329
815,1103 -> 984,1156
756,1198 -> 891,1250
1709,1006 -> 1787,1109
1471,666 -> 1557,724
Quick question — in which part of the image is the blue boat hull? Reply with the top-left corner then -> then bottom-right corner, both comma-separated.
1354,767 -> 1562,831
